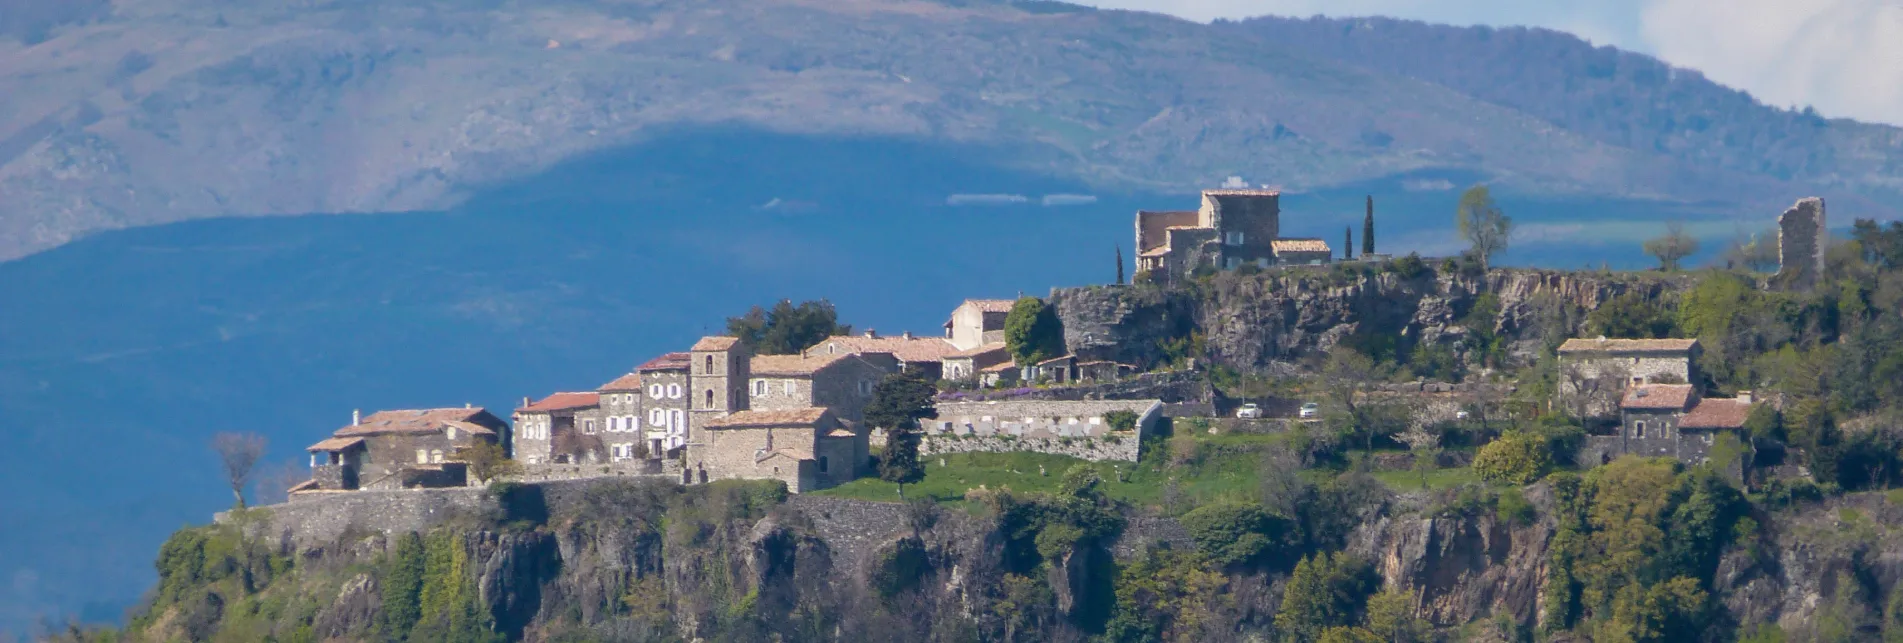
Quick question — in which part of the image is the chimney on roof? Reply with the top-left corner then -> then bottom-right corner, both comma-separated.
522,396 -> 531,408
352,408 -> 361,425
865,329 -> 878,339
902,331 -> 913,340
465,402 -> 472,409
1737,391 -> 1754,405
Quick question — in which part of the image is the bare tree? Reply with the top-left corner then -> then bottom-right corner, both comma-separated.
1456,184 -> 1512,269
1643,222 -> 1700,271
1322,347 -> 1380,452
1719,228 -> 1781,272
1395,426 -> 1443,491
1558,361 -> 1630,425
455,441 -> 521,483
211,432 -> 266,508
252,459 -> 308,506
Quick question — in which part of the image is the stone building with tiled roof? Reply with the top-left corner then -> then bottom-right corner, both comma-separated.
802,329 -> 960,379
1133,188 -> 1335,281
303,406 -> 508,493
1575,384 -> 1757,477
514,392 -> 601,465
944,342 -> 1011,381
690,408 -> 863,492
746,352 -> 897,424
944,299 -> 1016,350
637,352 -> 693,456
1557,337 -> 1703,420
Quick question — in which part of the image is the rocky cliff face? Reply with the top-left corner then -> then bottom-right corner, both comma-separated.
1053,267 -> 1691,371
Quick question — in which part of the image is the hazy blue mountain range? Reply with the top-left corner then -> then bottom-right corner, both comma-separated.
2,0 -> 1898,261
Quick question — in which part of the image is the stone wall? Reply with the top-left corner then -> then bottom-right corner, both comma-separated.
1777,197 -> 1827,290
942,371 -> 1209,405
920,433 -> 1141,462
512,460 -> 663,483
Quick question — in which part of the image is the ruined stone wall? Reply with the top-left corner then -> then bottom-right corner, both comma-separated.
919,433 -> 1141,462
1777,197 -> 1827,289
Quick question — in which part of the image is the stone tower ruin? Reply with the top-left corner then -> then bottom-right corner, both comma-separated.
1776,197 -> 1827,289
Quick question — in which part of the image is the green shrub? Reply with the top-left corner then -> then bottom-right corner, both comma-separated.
1472,432 -> 1551,485
1179,502 -> 1291,568
1495,487 -> 1536,526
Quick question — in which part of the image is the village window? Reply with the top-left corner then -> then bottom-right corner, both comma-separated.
859,380 -> 872,395
784,380 -> 795,394
416,449 -> 428,464
667,384 -> 682,399
753,380 -> 767,396
1226,232 -> 1245,246
650,409 -> 665,427
705,389 -> 715,408
1225,257 -> 1240,270
649,384 -> 664,399
447,426 -> 457,440
704,355 -> 714,372
818,456 -> 830,473
584,419 -> 596,434
1635,421 -> 1647,438
430,449 -> 443,463
1089,417 -> 1102,425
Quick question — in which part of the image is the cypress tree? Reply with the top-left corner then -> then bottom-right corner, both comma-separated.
1363,195 -> 1376,256
1344,226 -> 1353,262
1115,245 -> 1125,284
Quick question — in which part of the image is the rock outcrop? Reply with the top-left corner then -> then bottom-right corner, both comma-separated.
1053,268 -> 1691,371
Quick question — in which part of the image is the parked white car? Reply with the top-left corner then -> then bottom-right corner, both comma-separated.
1236,403 -> 1263,419
1298,402 -> 1320,419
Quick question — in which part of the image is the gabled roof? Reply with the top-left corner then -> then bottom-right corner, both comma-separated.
692,336 -> 741,351
1621,384 -> 1697,411
307,436 -> 365,452
599,372 -> 643,391
443,420 -> 496,436
759,446 -> 816,462
1272,238 -> 1331,253
751,353 -> 850,377
826,428 -> 858,438
287,479 -> 319,493
964,299 -> 1017,313
706,408 -> 832,429
334,408 -> 497,437
804,335 -> 961,363
1036,354 -> 1076,366
637,352 -> 692,372
981,361 -> 1018,373
517,392 -> 600,413
949,342 -> 1010,359
1559,338 -> 1700,354
1680,398 -> 1754,430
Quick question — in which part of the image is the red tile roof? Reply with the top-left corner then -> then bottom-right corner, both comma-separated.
1559,338 -> 1700,354
692,336 -> 741,351
334,408 -> 496,437
443,420 -> 496,436
637,352 -> 692,372
706,408 -> 831,429
949,342 -> 1009,359
1680,398 -> 1754,430
804,335 -> 961,364
1036,354 -> 1076,366
826,428 -> 858,438
598,372 -> 643,391
981,361 -> 1018,373
1621,384 -> 1697,411
517,392 -> 600,413
307,436 -> 365,452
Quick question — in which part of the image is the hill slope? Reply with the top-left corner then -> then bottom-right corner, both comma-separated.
2,0 -> 1897,260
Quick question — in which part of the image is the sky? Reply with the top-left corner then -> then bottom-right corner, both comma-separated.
1080,0 -> 1903,128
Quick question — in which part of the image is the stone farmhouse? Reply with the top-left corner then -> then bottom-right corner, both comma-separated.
1578,384 -> 1756,477
1134,189 -> 1333,281
802,329 -> 962,379
690,408 -> 865,492
1556,337 -> 1702,420
944,343 -> 1011,381
300,407 -> 509,492
513,392 -> 602,465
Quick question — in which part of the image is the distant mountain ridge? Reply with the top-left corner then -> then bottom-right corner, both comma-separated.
2,0 -> 1899,261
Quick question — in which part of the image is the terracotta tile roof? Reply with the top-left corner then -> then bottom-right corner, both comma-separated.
517,392 -> 600,413
1036,354 -> 1076,366
334,408 -> 494,437
949,342 -> 1009,359
965,299 -> 1017,313
805,335 -> 961,363
599,372 -> 643,391
1138,247 -> 1172,258
1203,188 -> 1280,196
637,352 -> 692,372
751,353 -> 851,376
1272,238 -> 1331,253
706,408 -> 832,429
981,361 -> 1018,373
1680,398 -> 1754,430
826,428 -> 858,438
307,436 -> 365,452
692,336 -> 741,351
1558,338 -> 1700,354
1621,384 -> 1697,411
287,479 -> 319,493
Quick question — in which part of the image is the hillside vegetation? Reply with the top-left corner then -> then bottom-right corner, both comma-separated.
2,0 -> 1898,259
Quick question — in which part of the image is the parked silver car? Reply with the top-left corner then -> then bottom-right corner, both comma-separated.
1298,402 -> 1320,419
1236,403 -> 1263,419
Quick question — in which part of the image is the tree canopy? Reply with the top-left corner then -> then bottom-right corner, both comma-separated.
726,299 -> 851,355
1004,297 -> 1066,365
1642,222 -> 1700,271
869,367 -> 937,494
1455,184 -> 1512,268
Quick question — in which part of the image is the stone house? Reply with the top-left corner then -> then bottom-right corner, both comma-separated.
687,408 -> 864,492
748,352 -> 898,424
636,352 -> 693,457
597,371 -> 650,462
514,392 -> 602,465
1578,384 -> 1755,477
930,399 -> 1164,440
1134,189 -> 1334,281
944,299 -> 1015,351
802,329 -> 961,380
979,360 -> 1020,387
302,407 -> 507,492
1556,337 -> 1702,421
944,343 -> 1011,381
687,336 -> 750,447
1025,354 -> 1078,383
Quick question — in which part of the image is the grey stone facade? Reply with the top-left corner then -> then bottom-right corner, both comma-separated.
944,299 -> 1013,351
926,399 -> 1162,461
512,392 -> 601,465
596,371 -> 650,462
748,352 -> 896,424
307,407 -> 507,491
636,352 -> 693,456
1778,197 -> 1827,290
1135,189 -> 1330,281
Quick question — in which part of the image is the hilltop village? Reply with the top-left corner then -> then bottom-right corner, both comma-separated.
287,188 -> 1823,498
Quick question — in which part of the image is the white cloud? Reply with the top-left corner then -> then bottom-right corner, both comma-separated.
1079,0 -> 1903,127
